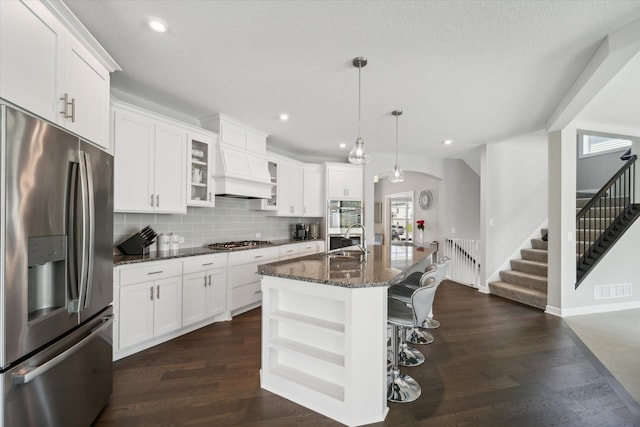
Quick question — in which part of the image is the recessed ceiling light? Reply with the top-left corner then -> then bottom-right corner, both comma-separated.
442,139 -> 453,145
338,142 -> 347,149
279,113 -> 289,121
148,18 -> 168,33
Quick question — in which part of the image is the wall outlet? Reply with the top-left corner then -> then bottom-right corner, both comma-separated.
256,232 -> 261,239
451,227 -> 456,234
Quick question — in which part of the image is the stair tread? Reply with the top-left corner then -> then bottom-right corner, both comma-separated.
489,281 -> 546,296
501,269 -> 547,280
489,281 -> 547,310
512,259 -> 547,266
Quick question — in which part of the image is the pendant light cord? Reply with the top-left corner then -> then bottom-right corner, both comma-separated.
395,113 -> 399,165
358,64 -> 362,139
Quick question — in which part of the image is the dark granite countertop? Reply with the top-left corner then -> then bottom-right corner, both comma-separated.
257,243 -> 434,288
113,239 -> 324,266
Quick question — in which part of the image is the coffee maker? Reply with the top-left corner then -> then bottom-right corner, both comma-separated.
295,223 -> 309,240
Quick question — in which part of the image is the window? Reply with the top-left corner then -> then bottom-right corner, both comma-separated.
578,130 -> 635,158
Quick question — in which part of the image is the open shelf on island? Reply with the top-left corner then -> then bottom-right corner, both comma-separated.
270,336 -> 344,366
271,364 -> 344,402
270,309 -> 344,334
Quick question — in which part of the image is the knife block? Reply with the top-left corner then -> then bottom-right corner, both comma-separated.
117,233 -> 152,255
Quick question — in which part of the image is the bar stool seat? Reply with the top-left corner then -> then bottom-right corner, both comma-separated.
387,284 -> 439,403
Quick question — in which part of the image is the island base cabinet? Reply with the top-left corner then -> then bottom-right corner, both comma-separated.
260,276 -> 388,426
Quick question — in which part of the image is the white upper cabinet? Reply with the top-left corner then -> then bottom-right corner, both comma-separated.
0,0 -> 119,150
62,35 -> 111,148
188,131 -> 216,207
303,164 -> 324,217
113,103 -> 187,214
326,163 -> 363,200
277,160 -> 304,217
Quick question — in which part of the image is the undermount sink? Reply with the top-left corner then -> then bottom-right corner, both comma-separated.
323,250 -> 365,260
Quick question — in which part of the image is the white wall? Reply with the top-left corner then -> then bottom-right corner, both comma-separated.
364,152 -> 444,244
481,130 -> 549,289
440,159 -> 480,241
547,124 -> 640,316
374,171 -> 441,246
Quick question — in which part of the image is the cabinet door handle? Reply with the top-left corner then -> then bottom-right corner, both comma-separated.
203,276 -> 207,287
150,286 -> 154,301
59,93 -> 74,121
156,285 -> 160,299
208,192 -> 212,202
150,194 -> 155,207
70,97 -> 76,122
156,195 -> 160,207
208,274 -> 212,287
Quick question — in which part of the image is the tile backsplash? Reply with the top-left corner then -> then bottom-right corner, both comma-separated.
114,197 -> 321,252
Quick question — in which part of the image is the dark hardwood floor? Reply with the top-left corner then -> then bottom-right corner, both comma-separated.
94,281 -> 640,426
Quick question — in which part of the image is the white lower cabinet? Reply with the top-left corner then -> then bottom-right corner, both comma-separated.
119,275 -> 182,349
228,247 -> 279,315
182,254 -> 227,326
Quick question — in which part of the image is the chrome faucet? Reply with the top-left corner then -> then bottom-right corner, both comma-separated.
345,223 -> 367,254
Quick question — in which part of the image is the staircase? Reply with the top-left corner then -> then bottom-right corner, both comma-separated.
488,229 -> 548,310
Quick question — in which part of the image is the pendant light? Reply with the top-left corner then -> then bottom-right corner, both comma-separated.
348,57 -> 370,164
389,110 -> 405,183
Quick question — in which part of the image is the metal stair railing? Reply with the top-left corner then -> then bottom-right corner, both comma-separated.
576,154 -> 637,287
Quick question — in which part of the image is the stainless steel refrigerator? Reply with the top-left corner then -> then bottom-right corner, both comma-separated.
0,104 -> 114,426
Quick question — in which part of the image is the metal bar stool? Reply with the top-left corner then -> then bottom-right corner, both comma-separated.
387,284 -> 439,403
389,273 -> 439,349
399,259 -> 449,332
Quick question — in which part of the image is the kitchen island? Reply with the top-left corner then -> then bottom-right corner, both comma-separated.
258,244 -> 434,426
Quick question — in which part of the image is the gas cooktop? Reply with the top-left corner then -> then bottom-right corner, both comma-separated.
207,240 -> 273,251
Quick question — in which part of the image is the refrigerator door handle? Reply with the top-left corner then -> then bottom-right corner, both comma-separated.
11,315 -> 114,385
82,151 -> 95,309
68,162 -> 80,309
74,151 -> 90,313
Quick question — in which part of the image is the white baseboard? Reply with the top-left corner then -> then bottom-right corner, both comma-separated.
545,300 -> 640,317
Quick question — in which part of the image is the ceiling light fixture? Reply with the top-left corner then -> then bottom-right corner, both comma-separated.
389,110 -> 405,183
442,139 -> 453,145
148,18 -> 168,33
338,142 -> 347,149
279,113 -> 289,121
348,57 -> 370,164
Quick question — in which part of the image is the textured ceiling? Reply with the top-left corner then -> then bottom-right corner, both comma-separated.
65,0 -> 640,161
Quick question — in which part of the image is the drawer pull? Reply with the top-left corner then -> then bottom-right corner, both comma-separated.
147,270 -> 164,275
254,255 -> 263,259
254,290 -> 262,295
201,262 -> 214,266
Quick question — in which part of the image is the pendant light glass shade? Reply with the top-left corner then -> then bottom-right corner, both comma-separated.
348,57 -> 370,164
389,110 -> 405,183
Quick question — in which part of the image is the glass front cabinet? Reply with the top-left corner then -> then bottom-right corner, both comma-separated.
188,131 -> 216,207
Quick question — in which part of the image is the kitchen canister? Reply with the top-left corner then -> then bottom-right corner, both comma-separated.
169,233 -> 180,251
309,223 -> 320,240
157,233 -> 170,252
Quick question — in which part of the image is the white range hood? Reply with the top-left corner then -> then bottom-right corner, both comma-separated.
202,113 -> 273,199
212,146 -> 273,199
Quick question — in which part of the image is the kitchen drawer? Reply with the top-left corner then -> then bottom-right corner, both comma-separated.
279,242 -> 317,259
119,261 -> 182,286
231,281 -> 262,311
183,253 -> 227,275
229,247 -> 279,266
229,260 -> 276,288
